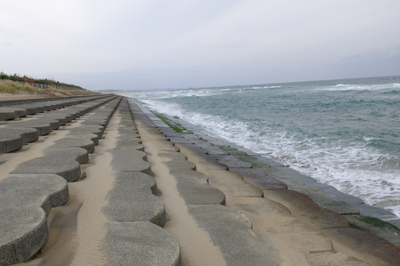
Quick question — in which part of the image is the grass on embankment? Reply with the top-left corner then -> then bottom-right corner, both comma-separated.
0,80 -> 88,97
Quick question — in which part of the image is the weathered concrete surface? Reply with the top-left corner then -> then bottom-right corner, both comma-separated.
0,128 -> 39,147
43,146 -> 89,164
170,169 -> 226,205
195,142 -> 229,155
159,152 -> 196,170
30,118 -> 61,130
102,172 -> 166,226
0,174 -> 68,215
207,170 -> 263,197
0,207 -> 47,265
54,136 -> 95,153
305,182 -> 365,205
187,205 -> 292,265
67,125 -> 104,137
214,155 -> 252,168
175,143 -> 228,170
323,227 -> 400,265
228,196 -> 333,254
264,189 -> 350,229
114,138 -> 143,150
0,108 -> 17,121
230,168 -> 288,190
104,222 -> 181,266
109,149 -> 151,174
42,112 -> 74,124
0,174 -> 68,265
0,107 -> 27,119
8,121 -> 53,136
11,155 -> 81,182
345,214 -> 400,249
0,129 -> 24,153
289,186 -> 360,215
261,167 -> 305,187
70,133 -> 100,145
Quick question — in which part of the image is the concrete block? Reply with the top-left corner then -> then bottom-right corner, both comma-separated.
215,155 -> 252,168
68,125 -> 104,137
11,155 -> 81,182
109,149 -> 151,174
264,189 -> 349,229
230,168 -> 287,190
196,142 -> 229,155
54,136 -> 95,153
289,186 -> 360,215
0,174 -> 68,265
0,174 -> 69,215
305,182 -> 365,205
102,172 -> 166,226
9,121 -> 52,136
345,214 -> 400,249
104,222 -> 181,266
0,108 -> 18,121
170,169 -> 226,205
0,207 -> 47,265
43,146 -> 89,164
323,227 -> 400,265
187,205 -> 291,265
0,129 -> 24,153
159,152 -> 196,170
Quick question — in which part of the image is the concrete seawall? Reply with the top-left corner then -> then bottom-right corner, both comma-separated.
0,95 -> 399,265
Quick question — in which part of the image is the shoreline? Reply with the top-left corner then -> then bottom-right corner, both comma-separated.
126,76 -> 400,219
135,99 -> 400,222
130,99 -> 400,238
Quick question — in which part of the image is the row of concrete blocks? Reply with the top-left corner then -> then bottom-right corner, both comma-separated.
101,100 -> 181,266
169,115 -> 400,222
0,96 -> 118,153
130,100 -> 298,265
132,99 -> 400,265
0,97 -> 123,265
0,95 -> 110,121
153,108 -> 400,243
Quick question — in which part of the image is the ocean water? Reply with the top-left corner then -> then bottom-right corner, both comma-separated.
124,76 -> 400,217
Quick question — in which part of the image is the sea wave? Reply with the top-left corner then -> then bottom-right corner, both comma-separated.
140,98 -> 400,216
320,83 -> 400,91
129,76 -> 400,217
252,85 -> 282,90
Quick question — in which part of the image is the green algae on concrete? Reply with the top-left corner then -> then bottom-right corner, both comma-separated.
345,214 -> 400,249
151,110 -> 186,133
219,145 -> 271,169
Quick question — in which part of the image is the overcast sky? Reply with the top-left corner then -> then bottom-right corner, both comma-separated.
1,0 -> 399,91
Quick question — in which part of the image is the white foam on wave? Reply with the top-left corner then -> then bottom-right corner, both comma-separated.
320,83 -> 400,92
252,85 -> 282,90
140,98 -> 400,217
128,88 -> 237,101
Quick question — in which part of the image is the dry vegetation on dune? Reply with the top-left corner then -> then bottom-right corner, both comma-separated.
0,80 -> 94,97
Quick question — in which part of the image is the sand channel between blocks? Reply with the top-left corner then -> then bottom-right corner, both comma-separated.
20,110 -> 121,266
136,121 -> 227,266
